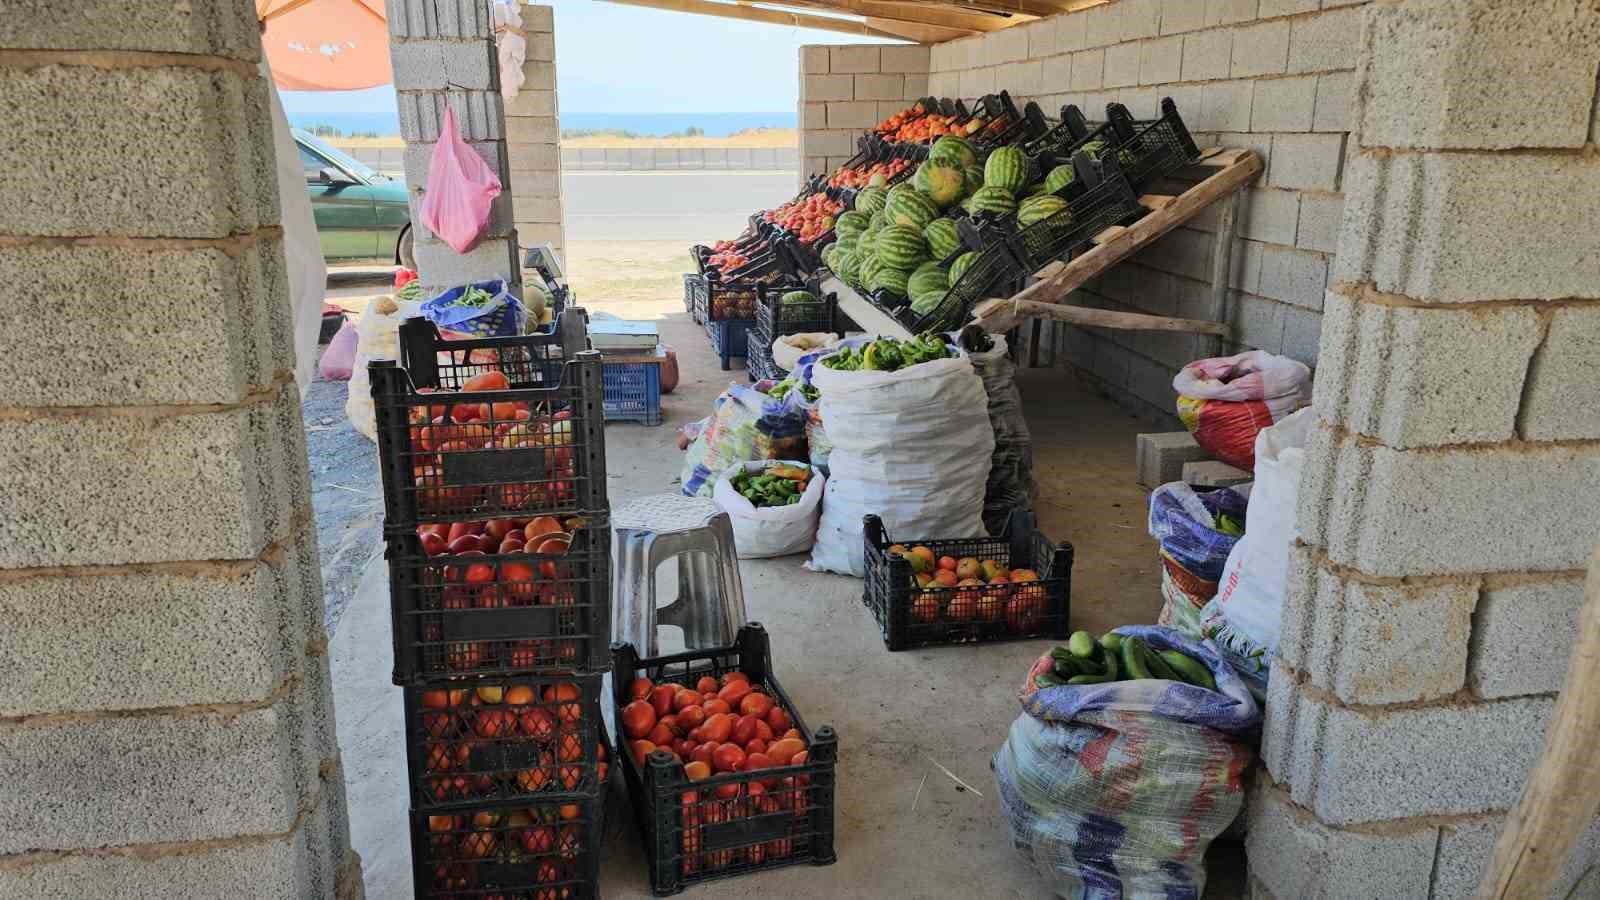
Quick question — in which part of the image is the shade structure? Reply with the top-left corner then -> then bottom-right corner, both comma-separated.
258,0 -> 392,91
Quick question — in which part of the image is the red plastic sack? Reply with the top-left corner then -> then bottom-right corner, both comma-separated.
417,107 -> 501,253
1173,351 -> 1311,470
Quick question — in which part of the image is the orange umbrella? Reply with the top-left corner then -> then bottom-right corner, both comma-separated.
258,0 -> 392,91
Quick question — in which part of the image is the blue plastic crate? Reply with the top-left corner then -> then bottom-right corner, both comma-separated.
602,360 -> 663,426
704,317 -> 753,371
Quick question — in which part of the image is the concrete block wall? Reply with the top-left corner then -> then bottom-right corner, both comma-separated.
798,44 -> 931,187
0,6 -> 357,897
505,2 -> 564,264
1250,2 -> 1600,896
925,0 -> 1363,425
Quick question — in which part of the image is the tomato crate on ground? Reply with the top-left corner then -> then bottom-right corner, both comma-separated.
610,624 -> 838,896
404,673 -> 609,812
410,792 -> 603,898
369,311 -> 608,533
387,519 -> 611,682
862,510 -> 1074,651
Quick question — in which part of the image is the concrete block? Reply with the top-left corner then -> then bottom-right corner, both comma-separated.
1257,244 -> 1327,309
902,73 -> 929,100
521,2 -> 555,31
725,148 -> 753,168
830,45 -> 879,74
414,235 -> 520,297
1311,290 -> 1540,448
1230,236 -> 1265,293
1239,186 -> 1299,244
1432,814 -> 1600,900
1247,776 -> 1437,900
404,90 -> 505,142
1199,79 -> 1253,132
1336,150 -> 1600,303
1057,9 -> 1089,52
802,128 -> 855,157
1084,2 -> 1121,48
1234,291 -> 1286,353
0,0 -> 259,57
506,88 -> 556,117
1125,353 -> 1179,411
1121,0 -> 1162,40
1251,74 -> 1316,132
1286,6 -> 1358,74
389,0 -> 491,38
1182,460 -> 1252,487
802,73 -> 853,102
1279,305 -> 1322,366
1231,19 -> 1290,77
803,155 -> 827,178
1311,71 -> 1353,132
1280,545 -> 1476,705
1136,431 -> 1210,486
520,58 -> 555,91
1024,18 -> 1058,59
1181,26 -> 1233,81
1269,133 -> 1343,190
928,70 -> 960,98
1069,49 -> 1105,91
1469,573 -> 1587,700
1297,428 -> 1600,576
801,101 -> 827,130
1161,0 -> 1206,34
1117,85 -> 1162,120
880,44 -> 929,74
854,73 -> 904,101
876,100 -> 907,121
1260,0 -> 1317,14
704,148 -> 729,169
1520,305 -> 1600,441
826,100 -> 879,130
985,25 -> 1031,66
996,60 -> 1043,98
960,66 -> 998,99
392,38 -> 495,91
504,140 -> 558,171
1138,35 -> 1182,85
1361,1 -> 1600,150
1139,226 -> 1213,281
525,29 -> 555,61
1206,0 -> 1260,27
800,45 -> 830,74
1263,659 -> 1554,824
1295,192 -> 1343,253
1102,41 -> 1141,88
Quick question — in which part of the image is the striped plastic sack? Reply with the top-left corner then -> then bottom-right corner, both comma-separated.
996,626 -> 1260,900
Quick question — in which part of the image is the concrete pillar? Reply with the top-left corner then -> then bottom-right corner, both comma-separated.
0,5 -> 358,898
1250,3 -> 1600,897
390,0 -> 523,298
505,2 -> 565,265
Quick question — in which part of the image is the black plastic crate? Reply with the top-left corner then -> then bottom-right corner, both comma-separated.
705,316 -> 755,371
755,283 -> 834,339
388,520 -> 611,682
411,793 -> 603,898
862,510 -> 1073,651
683,273 -> 701,322
369,312 -> 607,532
899,237 -> 1024,335
1006,153 -> 1146,271
1021,103 -> 1118,169
610,624 -> 838,896
700,276 -> 762,322
1104,98 -> 1201,190
744,324 -> 786,383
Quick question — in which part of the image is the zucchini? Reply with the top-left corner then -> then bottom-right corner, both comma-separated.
1159,649 -> 1217,690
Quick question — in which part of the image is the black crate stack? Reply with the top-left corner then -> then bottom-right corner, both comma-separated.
369,308 -> 614,900
748,283 -> 838,383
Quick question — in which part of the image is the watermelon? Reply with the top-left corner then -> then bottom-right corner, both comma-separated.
1017,194 -> 1070,228
820,244 -> 838,270
875,224 -> 928,270
968,186 -> 1018,216
854,187 -> 888,217
836,210 -> 869,238
911,289 -> 947,316
963,165 -> 984,197
867,264 -> 910,298
781,289 -> 818,306
923,217 -> 961,261
915,158 -> 966,209
984,146 -> 1028,194
868,208 -> 886,231
867,171 -> 889,188
1044,164 -> 1075,194
930,134 -> 977,169
833,235 -> 858,256
834,250 -> 860,283
949,250 -> 979,285
858,253 -> 884,289
1079,139 -> 1107,160
887,189 -> 940,230
908,261 -> 949,299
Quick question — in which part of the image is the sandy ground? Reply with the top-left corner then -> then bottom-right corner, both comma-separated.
330,129 -> 797,151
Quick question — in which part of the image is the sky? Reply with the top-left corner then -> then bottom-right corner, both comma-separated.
279,0 -> 900,119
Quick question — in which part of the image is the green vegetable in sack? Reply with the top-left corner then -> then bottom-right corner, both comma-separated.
449,286 -> 497,309
731,464 -> 811,508
1215,513 -> 1245,537
767,377 -> 819,403
861,339 -> 904,371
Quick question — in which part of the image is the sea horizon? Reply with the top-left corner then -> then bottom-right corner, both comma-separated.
284,109 -> 798,138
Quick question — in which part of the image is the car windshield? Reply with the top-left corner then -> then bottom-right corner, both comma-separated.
293,129 -> 385,182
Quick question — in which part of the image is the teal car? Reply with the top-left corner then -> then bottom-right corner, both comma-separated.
294,129 -> 415,267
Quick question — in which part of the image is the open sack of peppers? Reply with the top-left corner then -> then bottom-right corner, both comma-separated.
713,460 -> 826,560
995,625 -> 1260,899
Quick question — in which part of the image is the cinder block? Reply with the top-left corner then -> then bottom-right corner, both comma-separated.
1231,19 -> 1290,77
390,0 -> 491,38
1286,6 -> 1358,74
880,44 -> 930,74
1311,289 -> 1539,448
1263,659 -> 1554,824
1181,26 -> 1233,81
1125,354 -> 1179,411
1069,49 -> 1105,91
504,140 -> 558,171
1469,573 -> 1587,700
1247,775 -> 1437,900
1311,71 -> 1352,132
414,235 -> 520,298
803,156 -> 826,179
1432,814 -> 1600,899
1336,150 -> 1600,303
1279,305 -> 1322,365
1234,291 -> 1287,353
801,128 -> 854,157
1182,460 -> 1252,487
510,166 -> 562,195
1230,236 -> 1265,293
985,22 -> 1031,65
1257,244 -> 1327,309
826,101 -> 878,130
1135,431 -> 1210,487
853,74 -> 904,101
1240,186 -> 1299,244
521,3 -> 554,32
1161,0 -> 1206,34
1056,9 -> 1089,52
1102,42 -> 1141,88
800,45 -> 830,74
1198,79 -> 1253,131
1519,305 -> 1600,441
1084,2 -> 1121,48
801,101 -> 827,130
829,45 -> 879,74
1279,545 -> 1476,705
902,73 -> 929,100
401,90 -> 504,142
392,38 -> 495,91
1024,18 -> 1058,59
506,87 -> 556,117
801,73 -> 853,102
1259,0 -> 1317,15
1120,0 -> 1162,40
1295,192 -> 1343,253
1139,225 -> 1213,281
876,100 -> 907,121
1118,86 -> 1162,120
1206,0 -> 1259,27
1251,74 -> 1316,132
1269,133 -> 1343,190
1298,427 -> 1600,575
996,60 -> 1043,98
1361,0 -> 1599,150
928,70 -> 960,98
1138,35 -> 1182,85
526,30 -> 554,61
960,66 -> 998,99
0,0 -> 259,57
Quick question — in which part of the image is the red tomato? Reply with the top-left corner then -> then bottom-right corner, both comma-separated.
621,700 -> 656,740
711,743 -> 746,773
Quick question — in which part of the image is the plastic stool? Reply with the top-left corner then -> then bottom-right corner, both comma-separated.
612,494 -> 748,658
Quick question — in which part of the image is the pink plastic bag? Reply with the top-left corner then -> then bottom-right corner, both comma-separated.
418,106 -> 501,253
1172,350 -> 1311,470
318,318 -> 357,381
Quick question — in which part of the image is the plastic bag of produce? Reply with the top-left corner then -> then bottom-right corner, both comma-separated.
347,295 -> 424,440
318,317 -> 357,380
422,278 -> 525,338
997,625 -> 1260,899
418,105 -> 501,253
1149,483 -> 1249,635
1173,350 -> 1312,470
1200,407 -> 1316,697
968,334 -> 1035,536
806,336 -> 993,576
712,460 -> 825,558
680,384 -> 771,498
772,332 -> 836,372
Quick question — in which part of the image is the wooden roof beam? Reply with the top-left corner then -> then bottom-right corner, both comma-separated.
768,0 -> 1020,32
883,0 -> 1104,20
597,0 -> 905,39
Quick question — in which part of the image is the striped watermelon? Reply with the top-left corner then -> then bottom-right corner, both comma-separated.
968,186 -> 1017,216
910,288 -> 948,316
858,252 -> 884,288
984,146 -> 1028,194
835,250 -> 861,284
930,134 -> 978,169
908,261 -> 950,298
820,244 -> 838,270
854,187 -> 888,217
964,165 -> 984,197
915,158 -> 966,209
949,250 -> 979,285
1044,164 -> 1075,194
875,224 -> 928,270
836,210 -> 869,238
1017,194 -> 1070,228
833,235 -> 859,257
923,217 -> 961,261
867,264 -> 910,298
887,189 -> 940,230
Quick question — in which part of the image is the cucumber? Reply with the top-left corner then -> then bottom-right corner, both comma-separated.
1159,649 -> 1217,690
1034,672 -> 1067,689
1099,632 -> 1123,653
1067,630 -> 1097,659
1066,645 -> 1120,684
1120,637 -> 1153,680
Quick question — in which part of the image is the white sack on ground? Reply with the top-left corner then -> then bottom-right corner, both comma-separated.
712,460 -> 825,558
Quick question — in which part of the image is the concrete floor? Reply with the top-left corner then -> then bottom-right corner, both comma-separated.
324,306 -> 1248,898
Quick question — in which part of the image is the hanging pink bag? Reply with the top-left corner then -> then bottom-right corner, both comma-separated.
418,106 -> 502,253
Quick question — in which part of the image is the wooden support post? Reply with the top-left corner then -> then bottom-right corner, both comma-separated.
1205,191 -> 1240,358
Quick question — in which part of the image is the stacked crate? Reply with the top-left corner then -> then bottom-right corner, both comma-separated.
369,309 -> 614,899
748,283 -> 837,382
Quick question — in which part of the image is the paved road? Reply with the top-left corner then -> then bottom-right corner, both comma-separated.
562,170 -> 798,242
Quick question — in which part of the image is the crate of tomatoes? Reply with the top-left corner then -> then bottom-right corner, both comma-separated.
411,786 -> 605,898
862,510 -> 1074,651
611,624 -> 838,895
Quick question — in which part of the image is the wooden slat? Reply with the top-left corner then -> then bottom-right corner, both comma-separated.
597,0 -> 903,38
773,0 -> 1012,31
972,298 -> 1232,336
931,0 -> 1104,16
862,16 -> 973,42
822,276 -> 914,340
1138,194 -> 1177,212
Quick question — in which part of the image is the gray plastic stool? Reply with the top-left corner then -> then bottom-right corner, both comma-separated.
612,494 -> 748,658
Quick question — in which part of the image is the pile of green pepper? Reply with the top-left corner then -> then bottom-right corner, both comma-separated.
765,377 -> 819,403
1034,630 -> 1217,691
820,333 -> 949,372
731,463 -> 811,508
